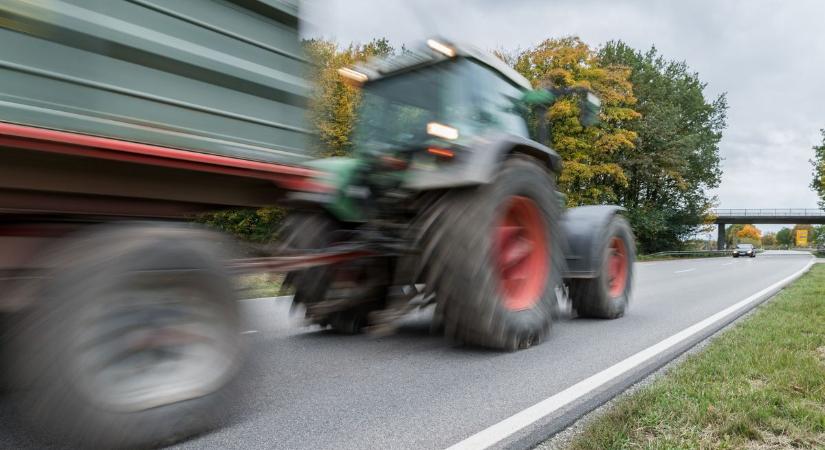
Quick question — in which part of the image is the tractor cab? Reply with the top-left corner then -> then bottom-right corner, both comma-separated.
305,39 -> 599,222
342,40 -> 533,161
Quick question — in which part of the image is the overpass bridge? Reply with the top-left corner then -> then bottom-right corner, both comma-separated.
712,208 -> 825,249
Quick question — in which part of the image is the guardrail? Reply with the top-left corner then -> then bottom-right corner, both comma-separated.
645,250 -> 731,257
712,208 -> 825,217
642,249 -> 767,259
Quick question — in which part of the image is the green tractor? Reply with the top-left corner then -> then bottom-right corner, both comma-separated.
280,39 -> 634,350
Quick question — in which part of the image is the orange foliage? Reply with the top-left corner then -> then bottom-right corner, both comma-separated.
736,224 -> 762,240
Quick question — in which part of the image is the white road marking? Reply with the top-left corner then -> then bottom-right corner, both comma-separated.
445,257 -> 815,450
240,295 -> 293,302
721,262 -> 733,266
240,330 -> 259,335
674,268 -> 696,273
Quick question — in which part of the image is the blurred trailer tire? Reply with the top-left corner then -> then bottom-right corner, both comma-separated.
7,224 -> 243,449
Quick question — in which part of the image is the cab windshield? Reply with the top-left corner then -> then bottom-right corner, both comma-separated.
351,59 -> 529,155
352,62 -> 454,154
736,244 -> 753,250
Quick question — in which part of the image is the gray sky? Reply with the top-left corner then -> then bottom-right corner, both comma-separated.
303,0 -> 825,230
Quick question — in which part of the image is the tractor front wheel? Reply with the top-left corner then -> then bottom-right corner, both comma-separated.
570,215 -> 635,319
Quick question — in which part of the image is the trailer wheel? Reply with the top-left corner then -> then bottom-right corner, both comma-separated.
428,157 -> 563,351
570,215 -> 635,319
9,224 -> 243,449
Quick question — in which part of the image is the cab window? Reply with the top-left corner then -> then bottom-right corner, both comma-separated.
464,61 -> 528,137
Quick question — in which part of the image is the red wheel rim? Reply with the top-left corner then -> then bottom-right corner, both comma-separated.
607,237 -> 628,298
494,196 -> 548,311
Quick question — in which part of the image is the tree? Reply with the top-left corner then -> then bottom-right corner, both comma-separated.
761,232 -> 777,247
736,224 -> 761,241
304,38 -> 395,157
510,37 -> 640,207
813,225 -> 825,247
598,42 -> 727,253
776,227 -> 793,248
811,129 -> 825,209
725,224 -> 745,247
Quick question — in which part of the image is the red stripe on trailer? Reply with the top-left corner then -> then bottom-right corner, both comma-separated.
0,122 -> 323,189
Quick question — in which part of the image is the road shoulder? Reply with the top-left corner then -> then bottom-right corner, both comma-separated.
542,264 -> 825,449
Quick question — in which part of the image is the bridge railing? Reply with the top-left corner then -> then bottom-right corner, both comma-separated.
712,208 -> 825,217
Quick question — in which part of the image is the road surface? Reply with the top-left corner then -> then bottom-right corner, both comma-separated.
0,252 -> 813,449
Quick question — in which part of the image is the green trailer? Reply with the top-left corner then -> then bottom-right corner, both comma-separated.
0,1 -> 319,447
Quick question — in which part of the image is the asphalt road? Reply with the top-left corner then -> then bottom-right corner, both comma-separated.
0,252 -> 813,449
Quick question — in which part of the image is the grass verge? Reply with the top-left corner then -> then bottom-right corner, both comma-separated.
567,264 -> 825,449
237,273 -> 286,299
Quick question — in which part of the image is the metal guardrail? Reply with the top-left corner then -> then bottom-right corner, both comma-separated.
645,250 -> 731,257
712,208 -> 825,217
645,249 -> 767,258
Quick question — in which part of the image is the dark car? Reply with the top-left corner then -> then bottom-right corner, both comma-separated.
733,243 -> 756,258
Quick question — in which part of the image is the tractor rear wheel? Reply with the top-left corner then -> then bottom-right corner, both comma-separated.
426,157 -> 563,351
280,212 -> 388,333
570,215 -> 635,319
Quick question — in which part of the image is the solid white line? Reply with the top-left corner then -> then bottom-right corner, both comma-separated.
674,268 -> 696,273
445,257 -> 815,450
239,295 -> 293,302
240,330 -> 259,335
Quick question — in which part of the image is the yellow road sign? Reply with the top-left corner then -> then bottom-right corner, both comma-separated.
796,229 -> 808,247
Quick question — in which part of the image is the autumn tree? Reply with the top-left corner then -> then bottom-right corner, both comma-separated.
599,42 -> 727,253
761,232 -> 777,247
736,224 -> 761,241
510,37 -> 640,206
810,129 -> 825,209
304,38 -> 395,156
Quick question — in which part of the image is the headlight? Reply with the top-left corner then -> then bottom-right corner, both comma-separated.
426,122 -> 459,140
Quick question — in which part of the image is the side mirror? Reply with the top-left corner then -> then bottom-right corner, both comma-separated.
579,91 -> 601,127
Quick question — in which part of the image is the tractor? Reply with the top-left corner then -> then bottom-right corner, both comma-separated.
280,39 -> 635,351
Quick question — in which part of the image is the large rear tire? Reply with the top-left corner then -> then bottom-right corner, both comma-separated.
9,224 -> 243,449
570,215 -> 635,319
280,212 -> 388,333
426,157 -> 564,351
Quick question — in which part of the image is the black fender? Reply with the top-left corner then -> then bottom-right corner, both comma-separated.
404,133 -> 562,190
561,205 -> 626,278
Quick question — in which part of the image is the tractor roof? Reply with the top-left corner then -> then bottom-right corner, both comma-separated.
352,39 -> 533,91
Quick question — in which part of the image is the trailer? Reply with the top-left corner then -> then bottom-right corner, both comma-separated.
0,1 -> 320,447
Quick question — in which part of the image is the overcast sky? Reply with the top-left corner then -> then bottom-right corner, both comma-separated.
302,0 -> 825,229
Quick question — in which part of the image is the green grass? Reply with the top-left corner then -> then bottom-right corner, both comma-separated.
567,264 -> 825,449
237,273 -> 286,299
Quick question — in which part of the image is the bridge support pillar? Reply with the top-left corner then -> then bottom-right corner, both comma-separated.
717,223 -> 726,250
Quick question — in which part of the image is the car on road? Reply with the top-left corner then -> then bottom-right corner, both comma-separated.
733,243 -> 756,258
